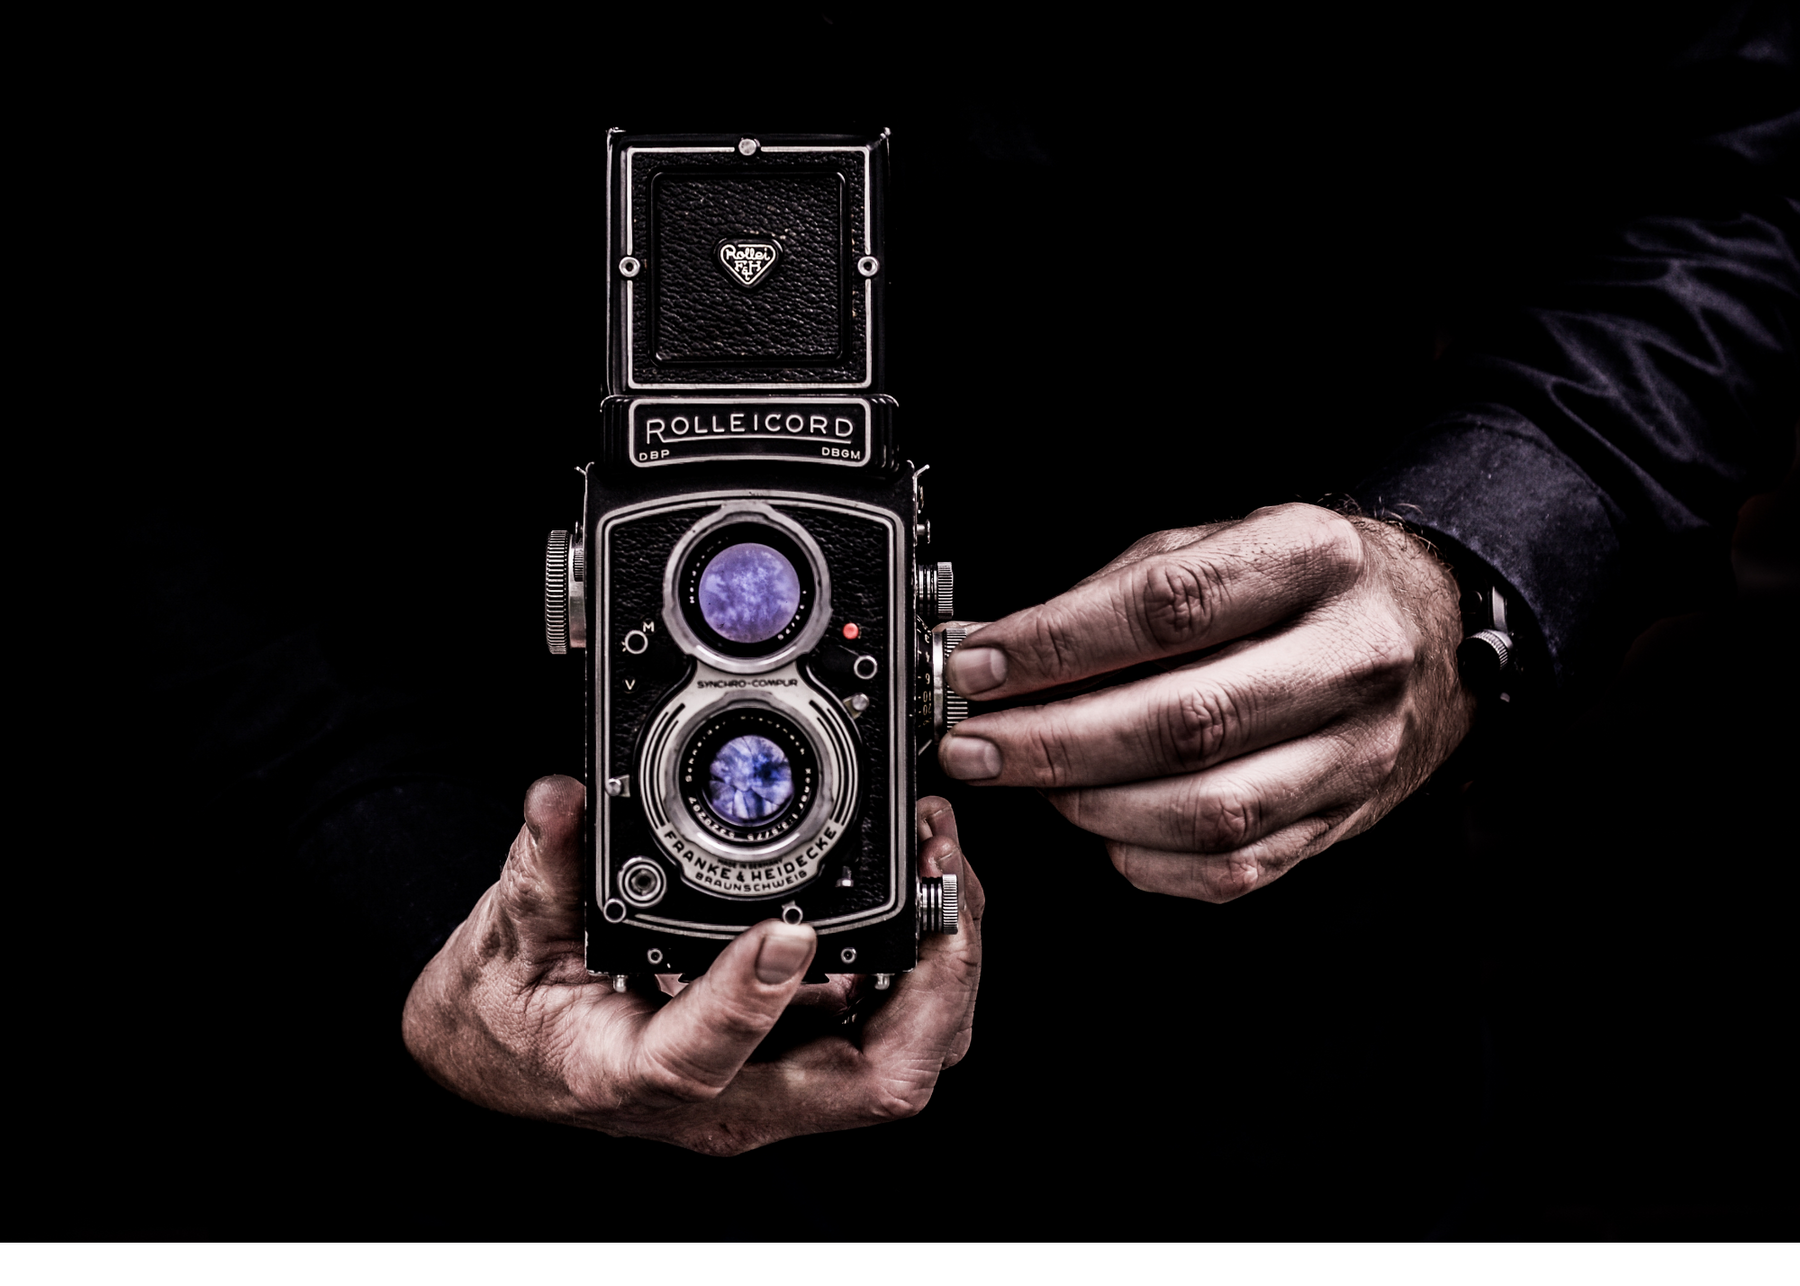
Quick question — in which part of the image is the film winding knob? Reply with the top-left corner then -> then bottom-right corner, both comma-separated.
918,873 -> 959,934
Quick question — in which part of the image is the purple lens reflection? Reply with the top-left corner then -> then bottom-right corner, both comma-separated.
698,542 -> 802,644
706,734 -> 794,824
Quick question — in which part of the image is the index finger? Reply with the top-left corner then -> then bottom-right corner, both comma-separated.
947,504 -> 1367,699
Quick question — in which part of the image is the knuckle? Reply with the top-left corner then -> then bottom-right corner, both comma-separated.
864,1078 -> 933,1123
1014,718 -> 1076,788
1023,605 -> 1087,681
702,989 -> 780,1047
1139,556 -> 1224,649
1107,843 -> 1159,893
1202,856 -> 1262,903
1048,786 -> 1089,832
1188,783 -> 1257,852
1357,620 -> 1416,687
1165,683 -> 1235,768
1365,721 -> 1404,781
629,1045 -> 724,1107
1299,508 -> 1368,579
496,869 -> 547,922
930,942 -> 984,992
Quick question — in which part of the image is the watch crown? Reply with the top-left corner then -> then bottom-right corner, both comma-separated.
1457,628 -> 1513,697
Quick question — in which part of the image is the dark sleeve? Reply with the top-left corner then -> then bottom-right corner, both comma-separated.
1353,17 -> 1799,698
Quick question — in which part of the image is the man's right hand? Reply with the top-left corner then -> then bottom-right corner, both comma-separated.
401,775 -> 983,1156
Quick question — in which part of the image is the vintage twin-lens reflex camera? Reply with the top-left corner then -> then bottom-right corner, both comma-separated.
542,129 -> 970,989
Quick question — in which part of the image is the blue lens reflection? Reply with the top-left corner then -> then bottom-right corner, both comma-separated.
707,734 -> 794,824
698,542 -> 801,644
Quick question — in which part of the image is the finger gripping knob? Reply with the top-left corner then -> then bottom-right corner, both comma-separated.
931,627 -> 971,742
919,873 -> 959,935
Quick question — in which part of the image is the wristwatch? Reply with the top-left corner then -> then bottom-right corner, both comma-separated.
1456,579 -> 1520,705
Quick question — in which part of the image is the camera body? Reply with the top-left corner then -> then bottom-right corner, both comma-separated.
544,129 -> 956,981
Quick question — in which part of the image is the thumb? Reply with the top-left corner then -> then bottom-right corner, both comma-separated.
630,921 -> 816,1101
493,774 -> 586,942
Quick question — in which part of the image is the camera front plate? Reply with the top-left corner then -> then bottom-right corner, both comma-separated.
592,490 -> 910,964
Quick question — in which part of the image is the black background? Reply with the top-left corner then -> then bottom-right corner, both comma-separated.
23,6 -> 1795,1241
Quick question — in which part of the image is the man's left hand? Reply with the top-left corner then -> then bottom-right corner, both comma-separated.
936,503 -> 1476,901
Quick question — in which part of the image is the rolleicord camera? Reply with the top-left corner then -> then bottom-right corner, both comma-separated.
542,129 -> 967,989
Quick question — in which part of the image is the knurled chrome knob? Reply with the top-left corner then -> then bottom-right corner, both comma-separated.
545,530 -> 570,655
931,626 -> 971,741
568,533 -> 588,651
545,529 -> 587,655
1456,628 -> 1513,698
916,561 -> 954,621
918,873 -> 959,935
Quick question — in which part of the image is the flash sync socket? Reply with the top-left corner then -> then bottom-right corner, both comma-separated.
618,857 -> 669,908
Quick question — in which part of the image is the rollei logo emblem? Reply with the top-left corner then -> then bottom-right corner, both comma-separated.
716,238 -> 781,289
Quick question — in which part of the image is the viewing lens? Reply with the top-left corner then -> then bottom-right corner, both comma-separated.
706,734 -> 795,824
697,542 -> 802,644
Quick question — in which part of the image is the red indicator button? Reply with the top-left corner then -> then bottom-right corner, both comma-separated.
842,623 -> 860,640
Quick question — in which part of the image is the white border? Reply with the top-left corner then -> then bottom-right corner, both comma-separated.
20,1243 -> 1800,1286
621,144 -> 875,391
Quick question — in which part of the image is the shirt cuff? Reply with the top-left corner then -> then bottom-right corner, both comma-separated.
1351,407 -> 1627,697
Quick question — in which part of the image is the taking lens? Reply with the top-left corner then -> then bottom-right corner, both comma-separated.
705,733 -> 794,823
680,707 -> 819,846
698,542 -> 802,644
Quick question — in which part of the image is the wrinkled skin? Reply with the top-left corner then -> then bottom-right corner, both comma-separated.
403,777 -> 984,1155
937,503 -> 1475,902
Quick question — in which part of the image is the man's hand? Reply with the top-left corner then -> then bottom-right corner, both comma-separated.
937,503 -> 1474,901
402,776 -> 983,1155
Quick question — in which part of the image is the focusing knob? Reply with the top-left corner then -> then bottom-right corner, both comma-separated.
545,529 -> 587,655
545,530 -> 570,655
916,561 -> 955,621
930,626 -> 971,742
918,873 -> 959,934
